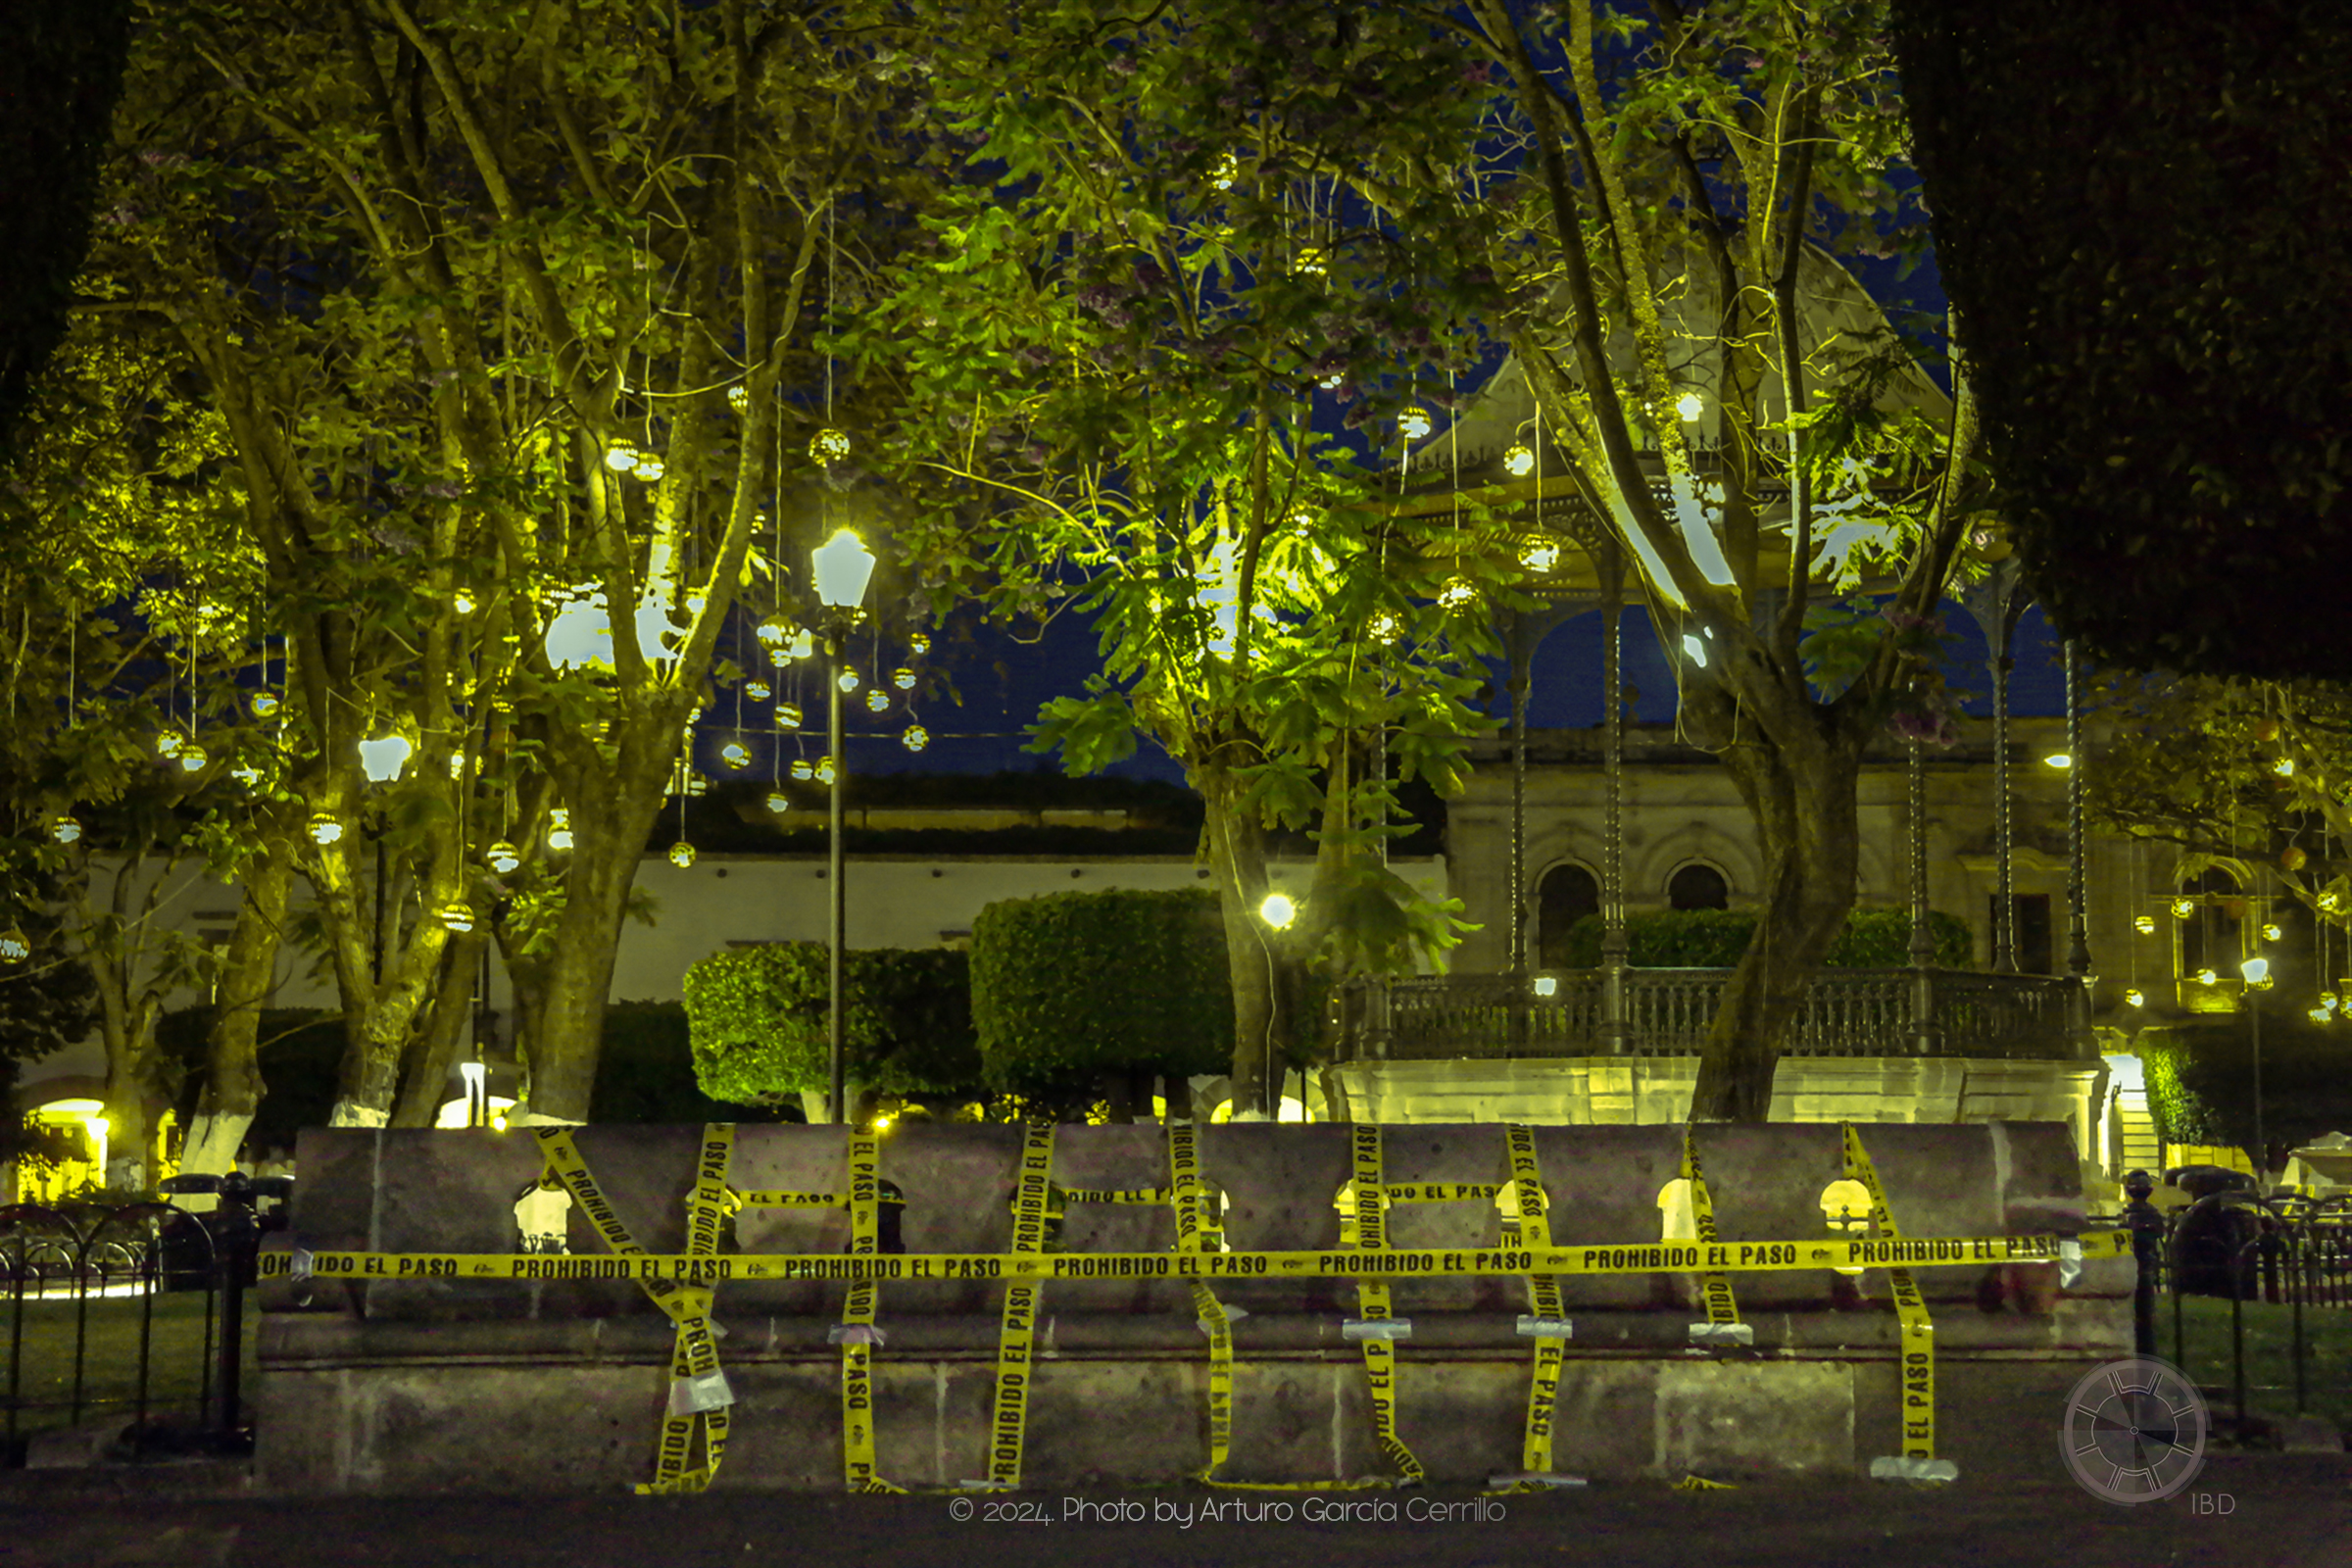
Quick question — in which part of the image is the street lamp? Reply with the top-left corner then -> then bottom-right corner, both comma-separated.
2241,954 -> 2270,1192
812,527 -> 875,1126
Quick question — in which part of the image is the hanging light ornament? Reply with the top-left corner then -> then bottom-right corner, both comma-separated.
668,842 -> 697,868
1211,151 -> 1239,190
1368,612 -> 1400,644
178,745 -> 208,772
437,903 -> 475,934
746,680 -> 772,702
815,757 -> 837,784
902,725 -> 929,753
231,765 -> 262,787
2275,757 -> 2296,777
1504,444 -> 1535,477
789,629 -> 814,661
632,455 -> 665,482
2195,967 -> 2218,986
776,704 -> 804,730
756,621 -> 788,650
251,691 -> 280,718
1398,408 -> 1432,441
0,926 -> 28,962
837,669 -> 860,694
865,689 -> 888,713
2171,898 -> 2197,919
1520,542 -> 1559,573
2133,914 -> 2156,935
1294,246 -> 1326,277
1675,391 -> 1705,422
358,733 -> 413,784
50,815 -> 81,845
604,442 -> 640,472
908,633 -> 930,656
893,667 -> 916,691
157,731 -> 183,760
2125,989 -> 2145,1007
727,385 -> 749,412
2263,922 -> 2283,941
447,752 -> 467,780
452,589 -> 476,615
307,812 -> 344,847
487,841 -> 521,874
548,808 -> 573,852
1439,578 -> 1478,611
791,760 -> 814,780
810,428 -> 852,465
720,740 -> 752,770
766,792 -> 790,813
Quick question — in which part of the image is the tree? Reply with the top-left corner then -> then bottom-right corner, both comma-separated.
85,0 -> 935,1125
1891,2 -> 2352,682
1463,0 -> 1986,1118
851,0 -> 1494,1115
2086,672 -> 2352,1005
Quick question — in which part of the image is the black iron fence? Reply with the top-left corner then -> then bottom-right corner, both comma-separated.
0,1172 -> 288,1465
2112,1186 -> 2352,1438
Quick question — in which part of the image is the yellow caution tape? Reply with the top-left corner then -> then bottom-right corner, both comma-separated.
1843,1124 -> 1952,1483
730,1191 -> 844,1208
268,1226 -> 2125,1286
1348,1127 -> 1423,1486
1682,1130 -> 1745,1343
980,1123 -> 1054,1491
841,1132 -> 905,1494
1384,1182 -> 1505,1204
1502,1125 -> 1566,1486
1675,1473 -> 1738,1491
1167,1122 -> 1234,1483
1057,1185 -> 1175,1205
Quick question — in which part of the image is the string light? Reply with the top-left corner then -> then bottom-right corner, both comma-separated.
669,842 -> 697,868
791,760 -> 813,780
1211,151 -> 1239,189
746,680 -> 771,702
766,792 -> 790,813
307,812 -> 343,846
1398,409 -> 1432,441
815,757 -> 837,784
777,704 -> 803,729
893,667 -> 916,690
1504,444 -> 1535,477
902,725 -> 929,753
178,745 -> 207,772
810,428 -> 852,464
437,903 -> 474,934
1439,579 -> 1477,611
865,690 -> 888,713
1368,612 -> 1399,644
838,669 -> 860,693
720,741 -> 752,770
487,841 -> 520,874
908,633 -> 930,656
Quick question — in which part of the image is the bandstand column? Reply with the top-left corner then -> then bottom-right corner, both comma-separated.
2065,639 -> 2094,1047
1600,540 -> 1628,1055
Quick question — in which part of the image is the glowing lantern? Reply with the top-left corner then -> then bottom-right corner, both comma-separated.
838,669 -> 860,693
2195,968 -> 2218,986
893,667 -> 916,690
1676,391 -> 1705,422
2133,914 -> 2156,935
1211,151 -> 1239,190
746,680 -> 771,701
50,816 -> 81,845
178,745 -> 207,772
437,903 -> 475,934
359,733 -> 413,783
487,841 -> 520,874
452,589 -> 476,615
865,690 -> 888,712
0,926 -> 28,961
1398,409 -> 1431,441
766,793 -> 790,813
908,633 -> 930,656
757,621 -> 787,649
791,760 -> 813,780
727,386 -> 749,411
810,428 -> 853,465
307,813 -> 344,846
2263,923 -> 2282,942
1294,246 -> 1326,276
669,843 -> 697,868
2172,898 -> 2197,919
1439,579 -> 1477,611
1504,445 -> 1535,477
720,741 -> 752,770
776,704 -> 804,729
1521,542 -> 1558,572
632,456 -> 664,482
814,757 -> 837,784
2125,989 -> 2145,1007
902,725 -> 929,753
1258,893 -> 1298,929
789,629 -> 814,660
604,443 -> 639,472
548,808 -> 573,853
251,691 -> 279,718
157,731 -> 182,760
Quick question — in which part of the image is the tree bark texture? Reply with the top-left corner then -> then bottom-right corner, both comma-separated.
184,845 -> 294,1177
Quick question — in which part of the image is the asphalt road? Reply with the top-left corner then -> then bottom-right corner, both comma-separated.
1,1455 -> 2347,1568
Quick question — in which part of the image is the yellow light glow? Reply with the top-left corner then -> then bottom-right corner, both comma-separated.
2125,988 -> 2145,1007
1521,542 -> 1558,572
548,808 -> 573,853
669,843 -> 697,868
2044,753 -> 2072,769
179,746 -> 207,772
872,1113 -> 895,1132
777,704 -> 803,729
1504,444 -> 1535,477
438,903 -> 474,934
865,689 -> 888,712
632,457 -> 665,482
2172,898 -> 2197,919
487,841 -> 520,874
2242,956 -> 2270,985
1398,409 -> 1432,442
902,725 -> 929,753
251,691 -> 279,717
452,590 -> 476,615
1294,246 -> 1326,276
791,760 -> 813,780
307,813 -> 344,847
1211,151 -> 1239,190
720,741 -> 752,770
747,681 -> 771,701
2275,757 -> 2295,777
909,633 -> 930,656
1676,391 -> 1705,422
893,667 -> 916,690
50,816 -> 80,845
1258,893 -> 1298,929
2133,914 -> 2156,935
838,669 -> 860,693
815,758 -> 837,784
2196,968 -> 2218,986
1368,612 -> 1399,644
1533,975 -> 1557,998
157,731 -> 181,759
810,428 -> 853,464
2263,923 -> 2282,941
0,926 -> 29,962
491,1112 -> 509,1132
604,444 -> 639,471
1439,578 -> 1478,611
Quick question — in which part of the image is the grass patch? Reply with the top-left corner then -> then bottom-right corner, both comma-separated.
2161,1295 -> 2352,1432
0,1290 -> 257,1443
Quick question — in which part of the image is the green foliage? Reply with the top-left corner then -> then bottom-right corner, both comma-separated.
1893,2 -> 2352,681
969,887 -> 1233,1099
2133,1010 -> 2352,1166
1556,906 -> 1975,970
591,1000 -> 764,1126
684,944 -> 982,1107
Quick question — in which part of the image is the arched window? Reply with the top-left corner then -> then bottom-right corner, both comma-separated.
2178,866 -> 2241,980
1668,863 -> 1729,911
1537,863 -> 1599,968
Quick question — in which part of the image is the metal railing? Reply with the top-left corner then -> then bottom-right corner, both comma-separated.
1335,967 -> 2086,1061
0,1173 -> 287,1465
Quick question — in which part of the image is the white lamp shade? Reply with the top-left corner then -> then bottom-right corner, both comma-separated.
811,528 -> 876,610
2241,956 -> 2270,985
358,734 -> 414,783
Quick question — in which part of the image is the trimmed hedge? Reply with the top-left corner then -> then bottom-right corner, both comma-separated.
684,944 -> 982,1106
1556,906 -> 1975,969
2134,1008 -> 2352,1165
969,886 -> 1233,1097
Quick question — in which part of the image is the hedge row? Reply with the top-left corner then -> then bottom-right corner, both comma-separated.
1555,906 -> 1975,969
683,944 -> 981,1104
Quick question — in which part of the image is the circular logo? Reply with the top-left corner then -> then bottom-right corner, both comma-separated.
2060,1357 -> 2209,1505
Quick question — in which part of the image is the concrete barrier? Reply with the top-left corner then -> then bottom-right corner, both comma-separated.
257,1121 -> 2130,1493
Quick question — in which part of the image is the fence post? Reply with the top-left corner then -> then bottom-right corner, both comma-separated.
213,1173 -> 260,1443
2124,1171 -> 2161,1358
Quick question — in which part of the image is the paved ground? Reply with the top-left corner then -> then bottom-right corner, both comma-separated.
0,1454 -> 2346,1568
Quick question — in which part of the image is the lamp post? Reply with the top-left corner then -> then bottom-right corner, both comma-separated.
2241,954 -> 2269,1192
811,527 -> 876,1126
1255,892 -> 1298,1121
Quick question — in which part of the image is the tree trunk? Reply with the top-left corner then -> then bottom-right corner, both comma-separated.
1199,761 -> 1284,1118
391,930 -> 488,1128
100,1045 -> 153,1194
1688,684 -> 1868,1121
184,849 -> 294,1177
